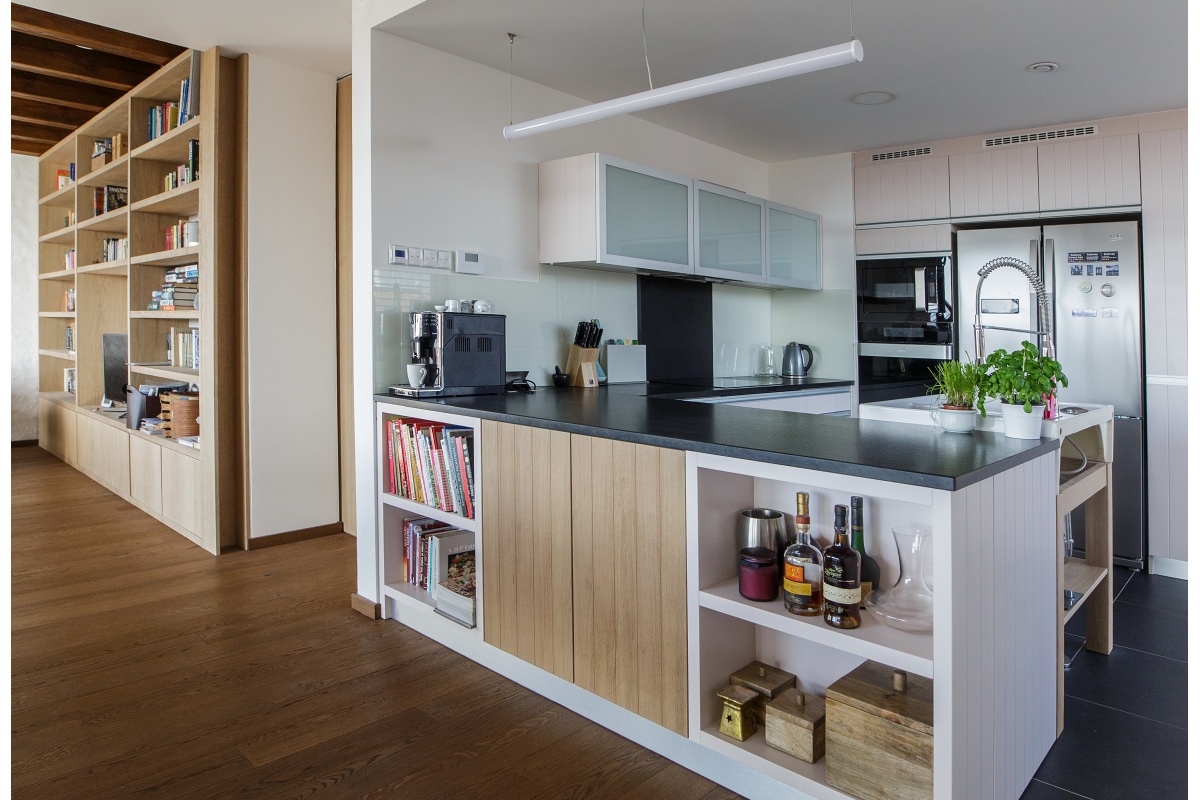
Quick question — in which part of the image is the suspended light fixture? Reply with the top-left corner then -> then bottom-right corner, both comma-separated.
502,39 -> 863,140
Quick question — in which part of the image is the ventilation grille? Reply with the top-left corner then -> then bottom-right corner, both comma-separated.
454,338 -> 471,352
871,147 -> 932,161
984,125 -> 1097,148
477,337 -> 493,353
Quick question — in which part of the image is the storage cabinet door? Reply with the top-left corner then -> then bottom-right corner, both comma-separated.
855,224 -> 952,256
74,414 -> 97,475
1038,134 -> 1140,211
161,449 -> 201,535
854,157 -> 951,224
599,156 -> 693,274
949,145 -> 1040,217
571,434 -> 688,736
695,182 -> 765,282
37,399 -> 62,460
129,435 -> 163,515
100,424 -> 130,496
766,203 -> 821,289
481,420 -> 574,681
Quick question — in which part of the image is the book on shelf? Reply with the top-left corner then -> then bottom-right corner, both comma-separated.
92,185 -> 127,216
69,162 -> 75,181
140,416 -> 166,436
427,528 -> 474,592
63,210 -> 76,227
383,419 -> 476,518
64,323 -> 75,352
164,216 -> 200,250
176,435 -> 200,449
166,326 -> 201,369
101,237 -> 128,262
400,517 -> 451,586
56,169 -> 71,190
63,368 -> 76,394
62,288 -> 75,312
64,249 -> 76,271
162,142 -> 200,192
433,547 -> 476,628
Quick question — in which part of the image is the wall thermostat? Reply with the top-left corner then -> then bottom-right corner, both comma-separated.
455,250 -> 485,275
388,244 -> 410,265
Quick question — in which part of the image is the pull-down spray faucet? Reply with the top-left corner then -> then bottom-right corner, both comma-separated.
973,257 -> 1055,364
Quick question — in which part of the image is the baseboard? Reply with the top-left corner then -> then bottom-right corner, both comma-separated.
245,522 -> 343,550
11,439 -> 39,447
1148,555 -> 1188,580
350,593 -> 381,619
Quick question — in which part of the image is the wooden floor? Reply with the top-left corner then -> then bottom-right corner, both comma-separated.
10,446 -> 742,800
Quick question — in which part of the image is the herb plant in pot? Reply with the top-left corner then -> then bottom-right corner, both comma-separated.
928,360 -> 981,433
978,341 -> 1068,440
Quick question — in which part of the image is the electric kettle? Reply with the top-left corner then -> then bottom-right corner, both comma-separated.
782,342 -> 814,378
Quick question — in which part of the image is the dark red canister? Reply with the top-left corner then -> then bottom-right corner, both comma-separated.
739,546 -> 780,602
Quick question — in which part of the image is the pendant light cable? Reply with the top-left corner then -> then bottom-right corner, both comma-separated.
508,32 -> 516,126
642,0 -> 654,89
849,0 -> 854,40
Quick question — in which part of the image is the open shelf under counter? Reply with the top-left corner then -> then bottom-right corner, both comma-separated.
130,309 -> 200,320
76,260 -> 130,276
1063,558 -> 1108,624
129,364 -> 198,382
39,225 -> 76,245
39,348 -> 76,361
698,725 -> 852,800
381,581 -> 481,638
131,245 -> 200,268
38,311 -> 76,318
39,182 -> 76,207
131,116 -> 201,163
131,180 -> 201,216
77,206 -> 129,234
78,154 -> 130,188
39,269 -> 78,282
699,577 -> 934,678
380,491 -> 479,533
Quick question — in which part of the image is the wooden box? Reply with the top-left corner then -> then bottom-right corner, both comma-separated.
826,661 -> 933,800
716,684 -> 758,742
765,688 -> 825,763
729,661 -> 796,726
91,152 -> 112,172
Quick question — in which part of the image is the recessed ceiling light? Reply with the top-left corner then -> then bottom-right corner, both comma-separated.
1027,61 -> 1059,73
850,91 -> 896,105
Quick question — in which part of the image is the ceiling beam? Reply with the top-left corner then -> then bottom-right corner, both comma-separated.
11,4 -> 184,66
12,139 -> 50,156
12,97 -> 95,128
12,31 -> 160,89
12,120 -> 72,144
12,69 -> 124,112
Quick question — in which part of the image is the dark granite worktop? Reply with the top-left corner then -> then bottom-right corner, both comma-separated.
374,385 -> 1058,490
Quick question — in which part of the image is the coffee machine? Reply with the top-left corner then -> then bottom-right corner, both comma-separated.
391,311 -> 506,397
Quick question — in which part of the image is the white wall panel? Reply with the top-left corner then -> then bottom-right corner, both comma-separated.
1038,135 -> 1141,211
11,154 -> 40,441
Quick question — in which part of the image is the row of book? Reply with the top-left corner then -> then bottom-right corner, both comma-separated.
147,77 -> 193,142
64,249 -> 76,271
61,210 -> 77,228
101,237 -> 128,262
384,419 -> 475,519
165,217 -> 200,251
400,516 -> 476,628
163,140 -> 200,192
166,326 -> 200,369
148,265 -> 199,311
55,167 -> 74,191
93,185 -> 128,216
62,288 -> 76,312
64,323 -> 75,352
63,367 -> 76,394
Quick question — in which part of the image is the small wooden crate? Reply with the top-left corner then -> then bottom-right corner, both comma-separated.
729,661 -> 796,726
826,661 -> 933,800
765,688 -> 825,763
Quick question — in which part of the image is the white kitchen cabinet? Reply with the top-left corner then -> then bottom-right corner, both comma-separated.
694,181 -> 765,283
948,145 -> 1040,217
1038,134 -> 1140,211
765,202 -> 821,289
853,157 -> 951,225
688,388 -> 851,415
539,153 -> 693,275
855,223 -> 952,256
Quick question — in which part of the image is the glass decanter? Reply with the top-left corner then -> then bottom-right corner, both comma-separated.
866,524 -> 934,634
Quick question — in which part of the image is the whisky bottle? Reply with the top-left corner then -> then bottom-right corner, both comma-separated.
783,492 -> 823,616
822,504 -> 861,629
851,496 -> 881,609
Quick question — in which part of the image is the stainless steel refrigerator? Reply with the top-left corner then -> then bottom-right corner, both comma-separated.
957,221 -> 1145,568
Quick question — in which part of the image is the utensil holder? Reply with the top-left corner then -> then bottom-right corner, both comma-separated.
564,345 -> 599,388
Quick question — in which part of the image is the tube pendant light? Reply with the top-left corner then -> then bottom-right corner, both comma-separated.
502,39 -> 863,140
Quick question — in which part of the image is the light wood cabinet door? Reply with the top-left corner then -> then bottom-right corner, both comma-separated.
38,399 -> 74,462
853,157 -> 950,224
161,449 -> 201,535
1038,134 -> 1140,211
129,435 -> 164,515
949,145 -> 1040,217
481,420 -> 574,681
855,223 -> 952,256
99,424 -> 130,497
74,413 -> 97,475
571,434 -> 688,736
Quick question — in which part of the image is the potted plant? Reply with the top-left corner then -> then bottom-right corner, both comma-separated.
927,360 -> 981,433
977,341 -> 1068,439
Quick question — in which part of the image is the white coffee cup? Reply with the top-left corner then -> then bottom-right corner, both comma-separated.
473,299 -> 493,314
406,363 -> 428,387
443,299 -> 459,312
459,299 -> 474,313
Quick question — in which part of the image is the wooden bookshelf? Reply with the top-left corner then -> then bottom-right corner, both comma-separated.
34,47 -> 241,555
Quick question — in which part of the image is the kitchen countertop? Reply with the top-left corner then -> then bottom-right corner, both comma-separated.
376,384 -> 1059,491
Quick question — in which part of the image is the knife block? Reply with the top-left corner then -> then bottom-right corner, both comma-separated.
565,345 -> 599,388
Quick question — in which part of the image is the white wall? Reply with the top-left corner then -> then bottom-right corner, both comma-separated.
10,155 -> 40,441
368,30 -> 768,390
246,55 -> 340,537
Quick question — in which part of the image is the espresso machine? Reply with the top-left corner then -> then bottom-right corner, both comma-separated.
391,311 -> 507,397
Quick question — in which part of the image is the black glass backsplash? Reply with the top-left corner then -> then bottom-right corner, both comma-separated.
636,276 -> 713,382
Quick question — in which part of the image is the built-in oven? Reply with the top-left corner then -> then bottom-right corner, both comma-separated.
856,256 -> 955,404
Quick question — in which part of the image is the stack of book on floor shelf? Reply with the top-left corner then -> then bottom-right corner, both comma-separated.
400,517 -> 476,627
150,264 -> 198,310
384,420 -> 475,518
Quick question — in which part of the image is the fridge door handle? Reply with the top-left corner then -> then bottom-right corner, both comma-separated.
1043,237 -> 1055,348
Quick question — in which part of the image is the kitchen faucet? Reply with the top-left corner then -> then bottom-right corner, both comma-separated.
972,256 -> 1055,364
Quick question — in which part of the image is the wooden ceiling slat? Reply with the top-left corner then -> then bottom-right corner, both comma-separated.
12,97 -> 94,128
13,139 -> 50,156
11,4 -> 184,66
11,119 -> 73,143
12,70 -> 124,111
12,31 -> 160,90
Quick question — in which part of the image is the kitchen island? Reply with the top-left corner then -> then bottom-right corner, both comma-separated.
367,387 -> 1061,800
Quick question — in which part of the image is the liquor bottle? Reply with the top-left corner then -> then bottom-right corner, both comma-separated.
851,496 -> 881,609
783,492 -> 823,616
822,504 -> 861,629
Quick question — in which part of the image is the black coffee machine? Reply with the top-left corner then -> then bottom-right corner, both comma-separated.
391,311 -> 506,397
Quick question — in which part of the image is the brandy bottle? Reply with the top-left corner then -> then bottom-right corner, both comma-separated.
851,496 -> 881,609
823,504 -> 861,629
783,492 -> 823,616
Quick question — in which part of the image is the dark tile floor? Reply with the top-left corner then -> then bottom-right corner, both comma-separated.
1021,568 -> 1189,799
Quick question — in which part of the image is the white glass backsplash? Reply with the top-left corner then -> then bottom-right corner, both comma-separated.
372,263 -> 639,392
712,284 -> 773,377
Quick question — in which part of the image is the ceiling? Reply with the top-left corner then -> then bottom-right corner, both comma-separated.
10,4 -> 185,156
378,0 -> 1188,162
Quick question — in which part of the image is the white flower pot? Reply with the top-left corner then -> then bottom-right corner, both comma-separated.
999,402 -> 1045,439
931,406 -> 977,433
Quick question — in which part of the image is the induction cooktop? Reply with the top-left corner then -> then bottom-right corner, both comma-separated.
663,376 -> 825,390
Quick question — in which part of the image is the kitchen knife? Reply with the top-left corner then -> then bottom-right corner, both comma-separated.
574,322 -> 587,347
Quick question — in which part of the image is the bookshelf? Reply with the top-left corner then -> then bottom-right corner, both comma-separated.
34,47 -> 241,555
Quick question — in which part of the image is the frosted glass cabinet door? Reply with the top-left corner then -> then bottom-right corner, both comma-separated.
694,181 -> 765,282
599,156 -> 693,273
767,202 -> 822,289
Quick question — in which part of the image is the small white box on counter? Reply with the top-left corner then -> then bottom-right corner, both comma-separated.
600,344 -> 647,384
